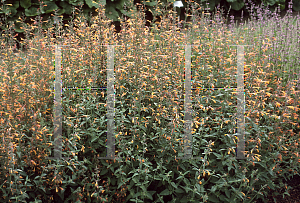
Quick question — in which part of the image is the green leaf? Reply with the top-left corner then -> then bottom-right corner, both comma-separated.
105,3 -> 121,21
59,2 -> 73,15
160,189 -> 169,196
292,0 -> 300,11
225,188 -> 231,198
41,1 -> 59,14
25,7 -> 39,16
56,8 -> 65,16
100,168 -> 108,175
133,192 -> 141,198
145,191 -> 154,200
175,187 -> 184,193
99,0 -> 106,6
69,0 -> 85,6
67,166 -> 74,172
129,199 -> 143,203
219,195 -> 227,202
208,194 -> 220,202
20,0 -> 31,9
91,136 -> 98,143
132,172 -> 139,178
229,0 -> 245,11
143,0 -> 158,7
179,195 -> 190,203
171,182 -> 178,189
210,185 -> 217,193
265,0 -> 276,6
10,1 -> 20,9
85,0 -> 100,8
154,174 -> 162,180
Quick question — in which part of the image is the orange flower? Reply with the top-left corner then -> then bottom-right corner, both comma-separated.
275,102 -> 281,107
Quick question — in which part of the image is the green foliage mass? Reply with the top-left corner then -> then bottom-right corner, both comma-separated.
0,0 -> 300,45
0,1 -> 300,203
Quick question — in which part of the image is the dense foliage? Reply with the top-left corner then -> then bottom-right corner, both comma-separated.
0,0 -> 299,202
1,0 -> 300,52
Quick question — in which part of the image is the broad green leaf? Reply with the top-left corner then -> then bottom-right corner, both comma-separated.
160,189 -> 169,196
105,3 -> 120,21
59,2 -> 73,15
208,194 -> 220,202
179,195 -> 189,203
20,0 -> 31,9
210,185 -> 217,193
292,0 -> 300,11
265,0 -> 276,6
56,8 -> 65,16
41,1 -> 59,14
69,0 -> 85,6
229,0 -> 245,11
85,0 -> 100,8
143,0 -> 158,7
100,168 -> 108,175
133,192 -> 141,198
219,195 -> 227,202
144,191 -> 153,200
175,187 -> 184,193
14,22 -> 25,33
6,1 -> 19,16
99,0 -> 106,6
25,7 -> 39,16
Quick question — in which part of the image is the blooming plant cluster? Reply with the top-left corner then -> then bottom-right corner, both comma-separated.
0,0 -> 299,202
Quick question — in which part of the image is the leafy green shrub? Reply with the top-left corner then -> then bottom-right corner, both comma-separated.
1,1 -> 299,202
